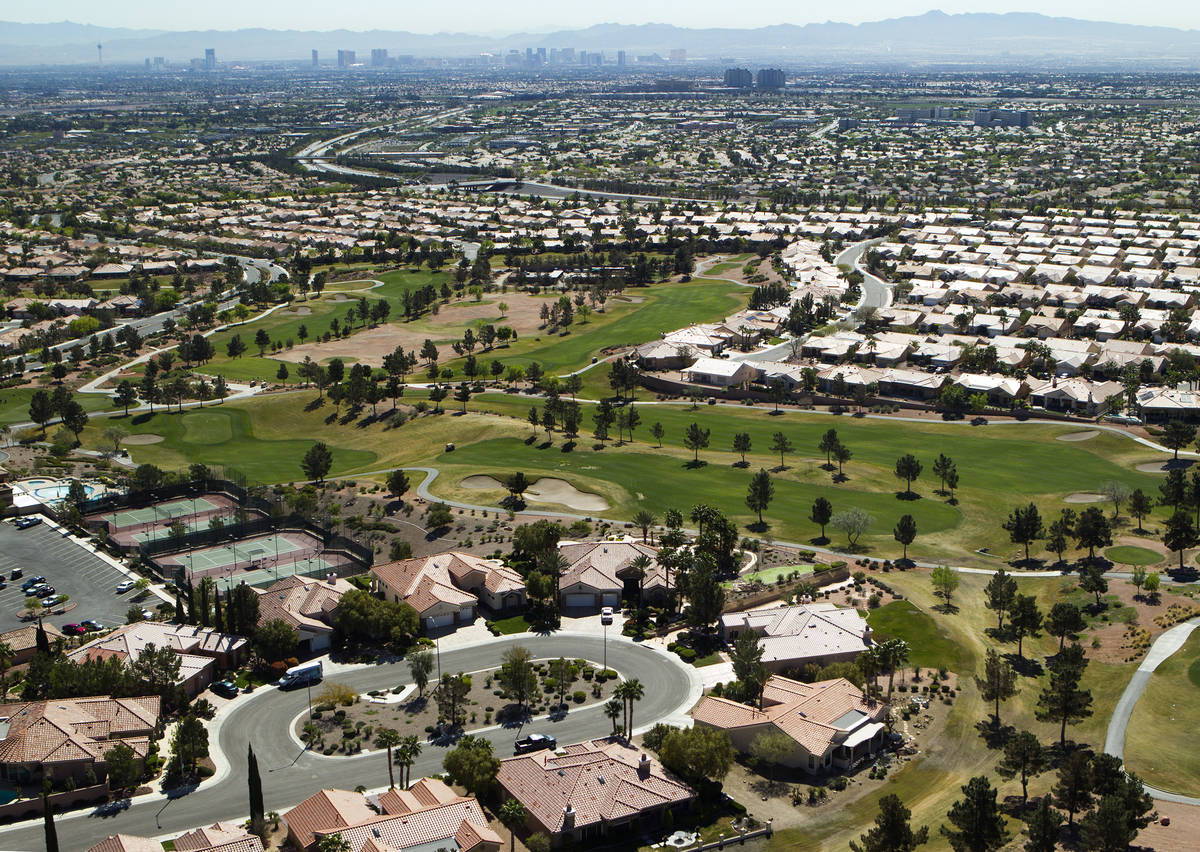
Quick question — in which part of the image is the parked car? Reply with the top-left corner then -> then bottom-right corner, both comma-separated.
63,623 -> 87,636
21,576 -> 46,591
140,609 -> 155,621
116,580 -> 136,594
600,606 -> 614,625
9,568 -> 22,580
14,516 -> 42,529
35,586 -> 58,598
42,594 -> 68,607
514,734 -> 557,755
211,680 -> 240,699
81,619 -> 104,631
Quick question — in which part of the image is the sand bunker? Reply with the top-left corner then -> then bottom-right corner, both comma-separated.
122,434 -> 164,445
1136,459 -> 1194,473
1057,430 -> 1098,442
460,474 -> 608,511
1064,492 -> 1105,503
282,306 -> 312,316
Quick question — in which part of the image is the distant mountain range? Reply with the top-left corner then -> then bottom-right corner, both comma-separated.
2,11 -> 1200,68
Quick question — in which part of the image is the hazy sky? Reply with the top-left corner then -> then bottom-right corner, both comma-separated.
10,1 -> 1200,33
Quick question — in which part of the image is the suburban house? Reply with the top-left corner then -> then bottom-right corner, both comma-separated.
681,356 -> 758,388
255,574 -> 356,655
719,603 -> 872,673
283,778 -> 501,852
89,823 -> 264,852
692,675 -> 888,774
372,551 -> 526,632
558,541 -> 668,610
68,622 -> 248,697
497,738 -> 696,847
0,694 -> 160,786
0,622 -> 65,666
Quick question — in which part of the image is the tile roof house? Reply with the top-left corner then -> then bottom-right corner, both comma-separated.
557,541 -> 668,610
0,694 -> 160,785
87,835 -> 164,852
284,778 -> 500,852
497,738 -> 695,847
89,823 -> 263,852
0,621 -> 65,666
68,622 -> 247,697
719,603 -> 872,673
255,574 -> 356,654
692,675 -> 888,775
373,552 -> 526,632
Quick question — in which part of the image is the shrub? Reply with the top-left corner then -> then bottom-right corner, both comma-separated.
572,690 -> 586,703
677,647 -> 697,662
318,681 -> 359,707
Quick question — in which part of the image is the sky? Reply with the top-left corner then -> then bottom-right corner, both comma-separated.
8,1 -> 1200,33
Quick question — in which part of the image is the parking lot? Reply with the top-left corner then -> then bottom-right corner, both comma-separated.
0,516 -> 147,634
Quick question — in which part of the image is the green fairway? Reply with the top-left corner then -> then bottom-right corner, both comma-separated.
1104,545 -> 1162,565
866,599 -> 973,672
1124,631 -> 1200,796
0,387 -> 111,427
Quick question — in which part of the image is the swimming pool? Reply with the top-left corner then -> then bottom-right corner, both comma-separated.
18,478 -> 99,503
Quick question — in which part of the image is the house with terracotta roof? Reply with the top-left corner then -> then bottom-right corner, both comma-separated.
497,737 -> 695,847
0,694 -> 160,786
719,603 -> 872,673
372,551 -> 525,632
255,574 -> 355,654
68,622 -> 247,697
284,777 -> 501,852
557,541 -> 667,611
692,675 -> 888,775
89,822 -> 263,852
0,621 -> 65,666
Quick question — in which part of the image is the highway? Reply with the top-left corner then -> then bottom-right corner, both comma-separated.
0,634 -> 698,850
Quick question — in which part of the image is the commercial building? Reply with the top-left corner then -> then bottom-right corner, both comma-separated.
723,68 -> 753,88
757,68 -> 786,90
337,49 -> 356,68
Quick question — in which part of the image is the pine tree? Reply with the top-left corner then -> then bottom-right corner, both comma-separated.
248,742 -> 265,836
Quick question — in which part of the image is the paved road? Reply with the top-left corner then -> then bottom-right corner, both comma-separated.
0,633 -> 699,850
836,238 -> 891,309
1104,615 -> 1200,804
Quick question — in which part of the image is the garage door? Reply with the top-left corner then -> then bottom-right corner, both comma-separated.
426,613 -> 455,629
564,594 -> 594,608
601,593 -> 620,607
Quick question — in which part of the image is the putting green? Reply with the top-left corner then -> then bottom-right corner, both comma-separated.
1105,545 -> 1162,566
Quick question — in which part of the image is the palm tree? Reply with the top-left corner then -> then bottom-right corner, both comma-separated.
0,642 -> 11,700
628,554 -> 652,608
604,697 -> 623,736
632,510 -> 657,544
394,734 -> 423,789
499,799 -> 528,852
376,728 -> 402,788
860,644 -> 884,699
616,679 -> 645,738
883,639 -> 909,701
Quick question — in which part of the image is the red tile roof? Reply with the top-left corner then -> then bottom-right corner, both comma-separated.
0,695 -> 159,767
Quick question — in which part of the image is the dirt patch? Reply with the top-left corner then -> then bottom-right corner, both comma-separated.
1137,800 -> 1200,851
1137,459 -> 1194,474
462,475 -> 504,490
1064,492 -> 1105,503
1056,430 -> 1099,442
459,474 -> 608,512
282,306 -> 312,316
122,434 -> 164,445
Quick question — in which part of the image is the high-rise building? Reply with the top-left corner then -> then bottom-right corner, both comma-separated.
536,47 -> 547,64
337,49 -> 356,68
204,48 -> 215,69
311,49 -> 319,67
617,50 -> 627,67
560,47 -> 575,63
723,67 -> 752,88
756,68 -> 786,90
371,48 -> 388,66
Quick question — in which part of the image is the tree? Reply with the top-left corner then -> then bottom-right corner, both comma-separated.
409,649 -> 434,696
1100,480 -> 1131,519
932,453 -> 956,495
1074,506 -> 1112,562
499,646 -> 538,710
114,380 -> 138,415
101,424 -> 129,456
434,672 -> 472,728
1053,749 -> 1093,826
376,728 -> 403,789
818,428 -> 840,467
682,422 -> 710,463
975,648 -> 1018,727
1023,796 -> 1063,852
632,509 -> 657,543
226,334 -> 247,359
749,729 -> 794,783
1003,503 -> 1045,565
104,741 -> 140,793
940,775 -> 1009,852
810,497 -> 833,542
832,508 -> 872,548
657,726 -> 735,785
386,469 -> 410,501
1010,594 -> 1043,659
1036,644 -> 1093,745
42,788 -> 58,852
172,713 -> 210,773
316,834 -> 351,852
1163,510 -> 1197,570
615,678 -> 645,736
732,432 -> 752,466
254,328 -> 271,356
894,454 -> 922,496
1046,602 -> 1085,652
995,731 -> 1046,803
0,641 -> 11,700
729,631 -> 767,708
254,618 -> 299,663
746,469 -> 774,525
548,657 -> 577,709
894,514 -> 917,561
983,570 -> 1017,633
1078,795 -> 1137,852
301,441 -> 334,482
499,798 -> 528,852
1128,488 -> 1152,532
833,442 -> 853,478
247,742 -> 266,836
1161,419 -> 1196,460
394,734 -> 422,789
931,565 -> 959,610
443,735 -> 500,796
29,389 -> 52,435
651,422 -> 665,447
850,794 -> 929,852
683,554 -> 726,630
605,697 -> 623,735
1078,563 -> 1109,607
1145,571 -> 1161,599
770,431 -> 794,469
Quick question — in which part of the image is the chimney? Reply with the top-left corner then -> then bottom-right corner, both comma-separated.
638,753 -> 651,779
562,804 -> 575,830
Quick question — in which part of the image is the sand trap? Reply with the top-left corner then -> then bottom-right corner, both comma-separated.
122,434 -> 164,445
1064,492 -> 1105,503
1057,430 -> 1099,442
1136,459 -> 1194,473
460,474 -> 609,511
283,306 -> 312,316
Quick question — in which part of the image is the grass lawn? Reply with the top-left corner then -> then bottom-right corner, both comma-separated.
489,614 -> 533,635
1104,545 -> 1163,566
692,652 -> 723,667
1123,630 -> 1200,795
866,599 -> 973,673
0,387 -> 111,427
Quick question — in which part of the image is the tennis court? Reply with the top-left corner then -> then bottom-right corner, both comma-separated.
101,496 -> 223,530
155,529 -> 359,588
179,532 -> 307,572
